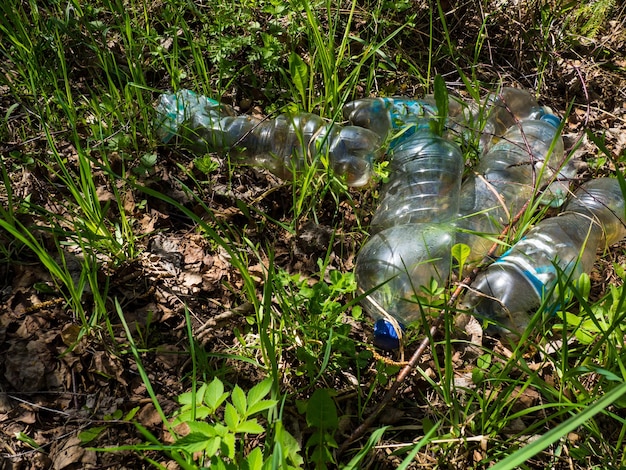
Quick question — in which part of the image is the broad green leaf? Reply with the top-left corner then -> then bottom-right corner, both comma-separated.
33,282 -> 55,294
224,402 -> 240,431
231,385 -> 247,416
574,328 -> 596,345
186,420 -> 217,437
422,417 -> 436,435
173,432 -> 214,453
477,353 -> 492,369
289,52 -> 309,107
451,243 -> 471,273
559,311 -> 583,326
205,436 -> 221,457
123,406 -> 140,421
247,399 -> 278,416
171,405 -> 212,425
222,431 -> 236,460
305,389 -> 338,430
575,272 -> 591,300
106,409 -> 123,420
308,434 -> 336,466
247,378 -> 272,407
205,377 -> 229,412
140,152 -> 158,167
236,418 -> 265,434
244,447 -> 265,470
272,421 -> 304,468
178,382 -> 207,406
78,426 -> 106,444
214,422 -> 229,437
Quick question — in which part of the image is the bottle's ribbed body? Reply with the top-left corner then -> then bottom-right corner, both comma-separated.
354,131 -> 464,346
479,87 -> 541,150
462,178 -> 626,334
457,115 -> 566,262
343,97 -> 439,147
155,90 -> 382,187
343,94 -> 481,148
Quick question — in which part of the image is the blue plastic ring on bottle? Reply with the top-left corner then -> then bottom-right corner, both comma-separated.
540,114 -> 561,128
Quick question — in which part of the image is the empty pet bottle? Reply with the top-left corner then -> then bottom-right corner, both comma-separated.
462,177 -> 626,335
343,94 -> 484,151
343,96 -> 440,148
479,87 -> 543,150
155,89 -> 382,187
477,88 -> 578,204
355,126 -> 464,349
456,111 -> 572,264
344,87 -> 542,153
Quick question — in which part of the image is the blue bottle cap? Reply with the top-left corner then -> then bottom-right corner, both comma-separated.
540,114 -> 561,128
373,319 -> 406,350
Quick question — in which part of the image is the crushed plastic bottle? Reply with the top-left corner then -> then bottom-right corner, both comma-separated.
462,177 -> 626,335
347,88 -> 574,348
354,126 -> 464,349
456,110 -> 574,264
155,89 -> 383,187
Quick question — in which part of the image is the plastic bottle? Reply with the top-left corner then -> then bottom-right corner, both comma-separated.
456,110 -> 573,264
155,89 -> 383,187
343,97 -> 439,147
479,87 -> 542,150
343,94 -> 473,149
343,88 -> 545,151
354,126 -> 464,349
461,177 -> 626,335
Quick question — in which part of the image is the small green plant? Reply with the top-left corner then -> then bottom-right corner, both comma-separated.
566,0 -> 616,39
78,407 -> 141,445
193,155 -> 220,175
167,377 -> 296,468
451,242 -> 471,278
274,263 -> 364,381
298,388 -> 339,469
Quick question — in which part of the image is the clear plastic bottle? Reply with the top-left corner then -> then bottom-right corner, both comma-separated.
343,94 -> 474,149
457,112 -> 572,263
343,88 -> 543,152
479,87 -> 542,150
155,89 -> 383,187
343,97 -> 439,147
461,177 -> 626,335
355,127 -> 464,349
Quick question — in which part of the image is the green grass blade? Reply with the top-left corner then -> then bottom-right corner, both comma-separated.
490,380 -> 626,469
341,426 -> 389,470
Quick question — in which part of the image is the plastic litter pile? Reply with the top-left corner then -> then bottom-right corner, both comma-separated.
155,87 -> 626,349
